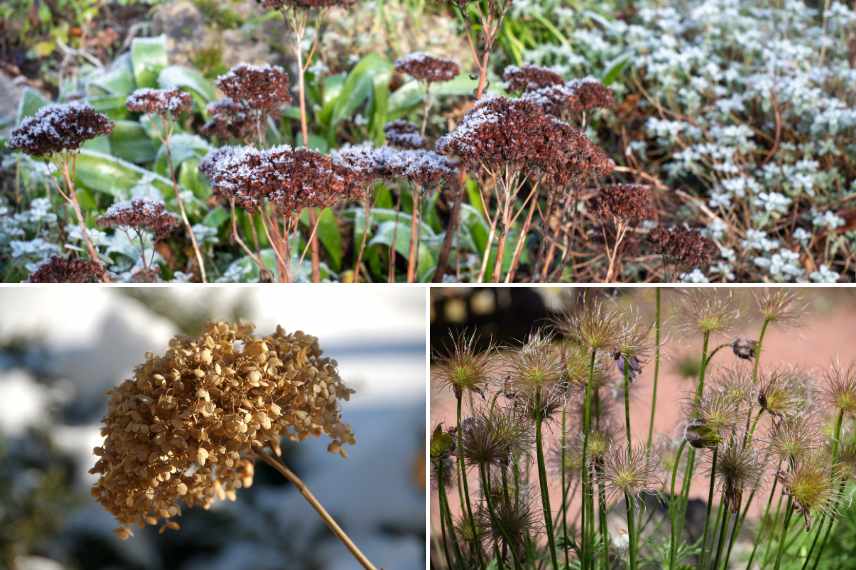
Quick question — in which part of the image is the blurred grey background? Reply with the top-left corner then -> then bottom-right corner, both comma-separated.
0,286 -> 426,570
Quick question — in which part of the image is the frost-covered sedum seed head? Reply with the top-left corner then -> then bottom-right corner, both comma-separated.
90,321 -> 355,539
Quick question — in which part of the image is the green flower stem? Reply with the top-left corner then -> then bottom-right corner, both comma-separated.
597,460 -> 609,570
438,464 -> 464,570
456,395 -> 484,570
626,493 -> 638,570
561,405 -> 570,569
581,348 -> 598,570
743,457 -> 783,570
699,447 -> 719,568
711,504 -> 735,570
623,362 -> 633,452
773,498 -> 795,570
480,464 -> 509,570
668,440 -> 687,570
535,391 -> 559,570
646,287 -> 662,455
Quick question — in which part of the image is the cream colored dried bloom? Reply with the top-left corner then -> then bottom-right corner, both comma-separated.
90,321 -> 355,538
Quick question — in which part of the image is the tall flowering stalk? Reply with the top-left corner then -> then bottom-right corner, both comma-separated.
9,102 -> 114,281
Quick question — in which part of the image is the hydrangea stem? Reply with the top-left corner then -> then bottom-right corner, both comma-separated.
256,449 -> 377,570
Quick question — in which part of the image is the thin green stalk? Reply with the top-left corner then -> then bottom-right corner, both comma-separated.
457,395 -> 484,570
623,362 -> 633,452
597,460 -> 609,570
803,409 -> 845,569
480,464 -> 508,570
712,506 -> 735,570
646,287 -> 662,455
773,498 -> 795,570
744,458 -> 783,570
535,391 -> 559,570
561,405 -> 570,569
668,440 -> 687,570
438,466 -> 464,570
761,491 -> 788,568
700,448 -> 719,568
626,493 -> 638,570
581,348 -> 598,570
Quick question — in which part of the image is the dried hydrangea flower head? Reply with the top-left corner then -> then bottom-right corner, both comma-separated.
9,102 -> 113,156
126,88 -> 192,118
97,199 -> 180,240
648,225 -> 717,270
27,256 -> 105,283
592,184 -> 655,225
201,98 -> 255,142
384,120 -> 425,149
522,77 -> 615,117
394,52 -> 460,83
90,321 -> 355,538
216,64 -> 292,111
502,64 -> 564,93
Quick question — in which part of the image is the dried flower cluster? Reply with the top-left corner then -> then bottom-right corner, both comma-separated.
384,120 -> 425,149
27,255 -> 105,283
201,145 -> 365,213
90,321 -> 355,538
9,102 -> 113,156
521,77 -> 615,117
592,184 -> 655,224
97,199 -> 180,239
260,0 -> 356,9
394,52 -> 460,83
126,88 -> 192,117
502,64 -> 564,93
202,98 -> 255,141
216,64 -> 291,111
332,144 -> 458,188
649,225 -> 717,269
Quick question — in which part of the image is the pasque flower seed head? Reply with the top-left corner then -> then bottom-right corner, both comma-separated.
90,321 -> 355,538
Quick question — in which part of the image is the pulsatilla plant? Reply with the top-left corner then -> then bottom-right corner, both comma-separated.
430,288 -> 856,570
90,321 -> 376,570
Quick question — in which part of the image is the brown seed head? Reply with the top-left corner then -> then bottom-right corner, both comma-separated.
126,88 -> 192,117
97,199 -> 180,240
216,64 -> 292,111
9,102 -> 113,156
592,184 -> 655,225
502,64 -> 564,93
648,225 -> 717,269
90,321 -> 355,538
395,52 -> 459,83
27,256 -> 105,283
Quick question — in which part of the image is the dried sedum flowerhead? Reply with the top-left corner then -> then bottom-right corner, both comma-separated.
216,64 -> 292,111
9,102 -> 113,156
592,184 -> 655,225
126,88 -> 192,118
602,443 -> 660,502
521,77 -> 615,116
384,120 -> 425,149
97,199 -> 180,240
27,256 -> 105,283
260,0 -> 356,9
90,321 -> 355,538
201,98 -> 255,142
502,64 -> 564,93
648,225 -> 717,269
394,52 -> 459,83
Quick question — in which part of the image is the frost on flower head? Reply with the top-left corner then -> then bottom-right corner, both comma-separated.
126,88 -> 192,118
394,52 -> 460,83
436,96 -> 612,184
260,0 -> 357,9
384,120 -> 425,149
27,255 -> 105,283
332,144 -> 458,188
9,102 -> 113,156
90,321 -> 355,539
521,77 -> 615,117
216,64 -> 292,111
201,145 -> 365,214
201,98 -> 255,142
97,199 -> 180,239
502,64 -> 564,93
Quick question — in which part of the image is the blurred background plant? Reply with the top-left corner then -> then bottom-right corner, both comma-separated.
1,0 -> 854,283
0,287 -> 426,570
